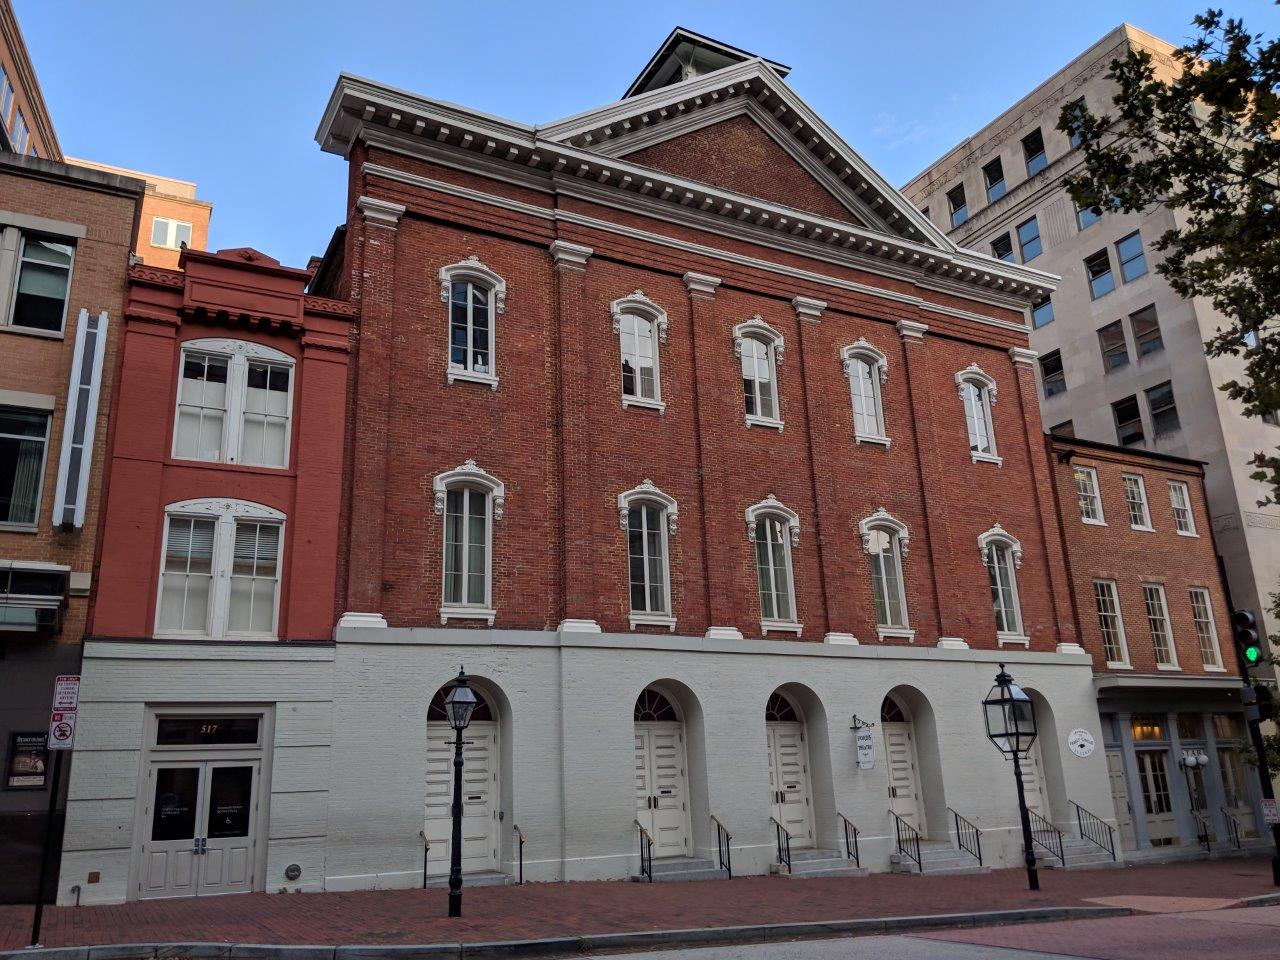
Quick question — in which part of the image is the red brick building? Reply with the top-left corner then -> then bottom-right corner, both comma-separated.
1049,434 -> 1261,857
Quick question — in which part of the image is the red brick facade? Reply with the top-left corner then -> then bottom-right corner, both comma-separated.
1048,434 -> 1233,676
90,248 -> 354,641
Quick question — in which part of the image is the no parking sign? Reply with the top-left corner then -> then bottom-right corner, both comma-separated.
47,675 -> 80,751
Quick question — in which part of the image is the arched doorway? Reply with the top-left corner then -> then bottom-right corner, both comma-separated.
425,681 -> 500,876
634,686 -> 692,859
765,690 -> 815,848
881,693 -> 926,836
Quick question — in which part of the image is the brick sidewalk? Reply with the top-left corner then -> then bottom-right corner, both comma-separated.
0,858 -> 1273,950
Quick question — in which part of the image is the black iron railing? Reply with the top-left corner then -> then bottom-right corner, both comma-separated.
711,815 -> 733,878
837,812 -> 860,868
1028,809 -> 1065,867
948,808 -> 983,866
1193,811 -> 1212,853
1069,799 -> 1117,861
633,819 -> 653,882
513,824 -> 525,884
770,816 -> 792,875
1222,807 -> 1242,850
888,810 -> 921,872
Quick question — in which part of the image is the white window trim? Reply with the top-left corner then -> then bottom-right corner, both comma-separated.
434,459 -> 505,624
746,494 -> 801,634
734,316 -> 785,431
153,497 -> 285,641
7,230 -> 75,336
440,256 -> 506,389
858,507 -> 911,638
151,217 -> 193,251
955,364 -> 1001,466
1074,464 -> 1106,526
172,337 -> 295,469
841,339 -> 890,445
1189,586 -> 1225,671
612,290 -> 667,413
1123,473 -> 1154,531
618,479 -> 677,629
978,524 -> 1026,644
1169,480 -> 1199,537
1143,582 -> 1180,670
1093,578 -> 1131,668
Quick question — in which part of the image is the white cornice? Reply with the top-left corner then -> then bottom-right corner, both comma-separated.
897,320 -> 928,340
549,240 -> 593,268
683,272 -> 721,296
1009,347 -> 1038,366
356,195 -> 405,227
791,296 -> 826,322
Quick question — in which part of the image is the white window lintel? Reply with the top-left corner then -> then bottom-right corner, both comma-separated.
978,523 -> 1022,568
611,290 -> 667,343
955,363 -> 998,404
745,494 -> 800,545
433,460 -> 506,520
439,256 -> 507,314
840,339 -> 888,384
618,479 -> 678,534
858,507 -> 910,559
733,315 -> 785,365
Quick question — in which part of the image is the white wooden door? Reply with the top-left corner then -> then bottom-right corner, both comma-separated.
1019,740 -> 1046,815
1106,749 -> 1136,850
1136,750 -> 1178,846
634,722 -> 690,859
140,762 -> 203,899
883,721 -> 925,837
198,761 -> 259,895
425,722 -> 499,875
766,722 -> 814,849
1218,746 -> 1258,838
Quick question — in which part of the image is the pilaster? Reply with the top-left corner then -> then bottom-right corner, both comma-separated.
791,295 -> 833,640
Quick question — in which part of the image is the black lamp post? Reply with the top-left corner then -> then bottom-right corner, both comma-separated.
443,668 -> 478,918
983,663 -> 1040,891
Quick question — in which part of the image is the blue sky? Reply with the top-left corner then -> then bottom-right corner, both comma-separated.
18,1 -> 1278,267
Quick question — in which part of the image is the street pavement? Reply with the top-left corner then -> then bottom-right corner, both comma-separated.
581,905 -> 1280,959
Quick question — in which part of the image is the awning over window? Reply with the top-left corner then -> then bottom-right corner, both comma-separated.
0,561 -> 68,635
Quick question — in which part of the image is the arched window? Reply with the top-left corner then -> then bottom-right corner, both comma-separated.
156,498 -> 285,640
612,291 -> 667,411
979,524 -> 1026,643
765,691 -> 800,722
859,508 -> 911,636
956,364 -> 1000,464
734,316 -> 784,429
173,338 -> 294,469
746,495 -> 800,633
434,460 -> 505,623
618,480 -> 677,628
428,683 -> 494,722
841,340 -> 889,444
880,695 -> 907,723
634,687 -> 679,722
440,256 -> 506,389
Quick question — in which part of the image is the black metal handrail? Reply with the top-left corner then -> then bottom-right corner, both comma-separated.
770,816 -> 792,875
633,819 -> 653,882
1192,811 -> 1212,853
888,810 -> 921,872
1221,807 -> 1242,850
837,812 -> 860,867
513,824 -> 525,884
1027,809 -> 1065,867
711,815 -> 733,878
947,807 -> 982,866
1069,799 -> 1117,861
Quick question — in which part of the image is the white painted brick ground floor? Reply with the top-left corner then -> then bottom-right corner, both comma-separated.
58,629 -> 1119,905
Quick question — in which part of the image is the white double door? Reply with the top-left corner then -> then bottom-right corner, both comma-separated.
766,722 -> 814,848
139,759 -> 259,899
425,721 -> 499,875
883,721 -> 926,837
634,722 -> 691,858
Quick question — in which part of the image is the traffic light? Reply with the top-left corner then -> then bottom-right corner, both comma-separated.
1233,609 -> 1264,674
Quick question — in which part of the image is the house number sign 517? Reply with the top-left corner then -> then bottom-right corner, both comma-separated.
1067,728 -> 1096,758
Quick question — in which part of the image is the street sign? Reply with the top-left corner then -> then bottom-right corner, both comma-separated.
1263,798 -> 1280,827
855,727 -> 875,770
47,675 -> 80,751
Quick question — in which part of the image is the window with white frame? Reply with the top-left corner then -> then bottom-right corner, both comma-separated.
1168,481 -> 1197,535
619,480 -> 676,628
156,499 -> 284,640
859,508 -> 910,636
1093,579 -> 1129,665
173,339 -> 293,468
0,407 -> 50,528
1142,583 -> 1177,667
434,460 -> 504,624
1122,474 -> 1152,530
440,256 -> 506,388
612,291 -> 666,411
150,217 -> 193,251
10,233 -> 74,333
956,365 -> 999,463
747,495 -> 800,632
1189,587 -> 1222,669
980,525 -> 1024,641
1074,465 -> 1104,524
734,316 -> 784,429
841,340 -> 888,444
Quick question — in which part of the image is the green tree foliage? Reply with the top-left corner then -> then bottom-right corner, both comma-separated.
1058,9 -> 1280,506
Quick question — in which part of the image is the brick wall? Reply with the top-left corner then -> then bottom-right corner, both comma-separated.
135,192 -> 212,270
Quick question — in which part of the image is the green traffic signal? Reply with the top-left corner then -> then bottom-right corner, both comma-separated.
1233,609 -> 1263,673
1245,643 -> 1263,665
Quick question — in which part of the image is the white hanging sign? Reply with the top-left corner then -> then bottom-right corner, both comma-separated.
855,728 -> 875,769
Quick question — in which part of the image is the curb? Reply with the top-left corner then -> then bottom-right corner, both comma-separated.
0,905 -> 1134,960
1239,892 -> 1280,908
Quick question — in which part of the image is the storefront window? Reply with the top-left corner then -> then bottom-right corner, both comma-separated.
1131,713 -> 1166,741
1177,713 -> 1204,741
1212,714 -> 1244,741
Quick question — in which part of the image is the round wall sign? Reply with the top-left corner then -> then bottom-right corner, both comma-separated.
1067,728 -> 1096,758
284,863 -> 302,881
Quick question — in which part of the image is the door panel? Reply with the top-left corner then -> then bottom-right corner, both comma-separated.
140,764 -> 202,899
424,722 -> 499,875
767,723 -> 814,848
1106,749 -> 1136,850
1218,747 -> 1258,838
635,722 -> 690,859
1136,750 -> 1178,846
1020,740 -> 1046,815
199,762 -> 257,895
883,722 -> 925,837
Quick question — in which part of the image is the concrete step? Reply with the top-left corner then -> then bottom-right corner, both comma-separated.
789,847 -> 843,862
778,864 -> 870,879
1043,837 -> 1122,870
769,849 -> 867,878
892,841 -> 988,876
424,870 -> 511,888
632,857 -> 728,883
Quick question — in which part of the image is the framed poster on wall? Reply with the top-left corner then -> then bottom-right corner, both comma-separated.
5,731 -> 49,789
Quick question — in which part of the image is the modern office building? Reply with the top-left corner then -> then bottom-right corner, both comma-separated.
0,0 -> 58,160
